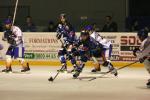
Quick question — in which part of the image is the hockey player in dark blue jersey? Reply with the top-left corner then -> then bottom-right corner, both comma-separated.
72,31 -> 104,78
56,14 -> 78,72
72,30 -> 118,78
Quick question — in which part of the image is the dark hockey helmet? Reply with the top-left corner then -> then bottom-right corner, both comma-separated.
4,19 -> 12,25
84,25 -> 93,31
137,29 -> 148,40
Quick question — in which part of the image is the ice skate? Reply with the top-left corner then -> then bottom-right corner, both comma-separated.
2,67 -> 12,73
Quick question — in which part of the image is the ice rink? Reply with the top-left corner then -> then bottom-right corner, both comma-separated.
0,66 -> 150,100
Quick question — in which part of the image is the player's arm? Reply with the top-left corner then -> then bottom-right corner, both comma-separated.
133,47 -> 140,57
73,37 -> 82,48
2,30 -> 16,46
2,30 -> 12,41
56,24 -> 63,39
12,27 -> 23,46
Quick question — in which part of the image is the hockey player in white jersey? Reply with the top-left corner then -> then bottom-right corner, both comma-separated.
1,19 -> 30,73
84,25 -> 117,76
133,29 -> 150,88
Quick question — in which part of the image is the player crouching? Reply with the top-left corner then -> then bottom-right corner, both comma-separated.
133,29 -> 150,88
84,25 -> 117,76
1,19 -> 30,73
72,31 -> 117,78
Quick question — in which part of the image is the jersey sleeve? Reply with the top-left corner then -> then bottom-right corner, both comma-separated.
12,26 -> 23,45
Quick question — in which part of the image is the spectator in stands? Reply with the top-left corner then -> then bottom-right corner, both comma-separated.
101,16 -> 118,32
131,19 -> 140,32
23,16 -> 36,32
47,21 -> 56,32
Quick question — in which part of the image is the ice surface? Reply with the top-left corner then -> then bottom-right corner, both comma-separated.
0,66 -> 150,100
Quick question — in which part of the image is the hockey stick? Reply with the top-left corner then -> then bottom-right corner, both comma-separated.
88,60 -> 139,81
88,53 -> 150,81
12,0 -> 19,27
78,60 -> 139,81
48,39 -> 66,82
48,65 -> 65,82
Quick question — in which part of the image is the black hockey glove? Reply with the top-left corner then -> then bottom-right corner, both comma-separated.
63,41 -> 70,48
72,50 -> 80,57
7,37 -> 17,46
102,61 -> 110,67
139,56 -> 147,63
66,53 -> 73,60
3,30 -> 17,46
148,58 -> 150,62
3,30 -> 12,40
133,48 -> 140,57
56,33 -> 62,39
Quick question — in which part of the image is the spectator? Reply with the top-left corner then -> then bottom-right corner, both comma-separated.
23,16 -> 36,32
47,21 -> 56,32
131,19 -> 140,32
101,16 -> 118,32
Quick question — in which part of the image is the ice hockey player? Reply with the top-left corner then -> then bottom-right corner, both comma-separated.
2,19 -> 30,73
72,31 -> 104,78
84,25 -> 118,76
133,29 -> 150,88
56,14 -> 78,72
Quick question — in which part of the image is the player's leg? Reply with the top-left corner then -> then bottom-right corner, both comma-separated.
67,48 -> 78,72
14,46 -> 30,72
2,46 -> 13,72
102,45 -> 118,76
58,48 -> 67,72
91,48 -> 104,72
70,56 -> 78,72
144,59 -> 150,88
73,61 -> 86,78
19,58 -> 30,72
2,55 -> 13,72
91,57 -> 101,72
73,50 -> 88,78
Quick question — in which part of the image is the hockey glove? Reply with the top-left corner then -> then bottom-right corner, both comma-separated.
133,48 -> 140,57
139,56 -> 147,63
56,33 -> 62,39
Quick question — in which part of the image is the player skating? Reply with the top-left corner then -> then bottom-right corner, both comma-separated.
133,29 -> 150,88
1,19 -> 30,73
84,25 -> 118,76
56,14 -> 78,73
72,31 -> 105,78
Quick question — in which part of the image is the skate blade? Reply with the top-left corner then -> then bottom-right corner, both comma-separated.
90,71 -> 108,74
12,71 -> 31,74
0,71 -> 12,74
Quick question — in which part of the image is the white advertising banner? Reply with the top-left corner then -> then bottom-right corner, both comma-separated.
0,32 -> 146,61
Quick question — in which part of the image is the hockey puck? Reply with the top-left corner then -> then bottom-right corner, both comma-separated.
48,77 -> 54,82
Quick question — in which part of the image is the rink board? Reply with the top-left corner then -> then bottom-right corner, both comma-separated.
0,32 -> 149,68
0,60 -> 144,67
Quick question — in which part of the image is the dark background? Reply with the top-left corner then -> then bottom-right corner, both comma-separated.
129,0 -> 150,16
0,0 -> 150,31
